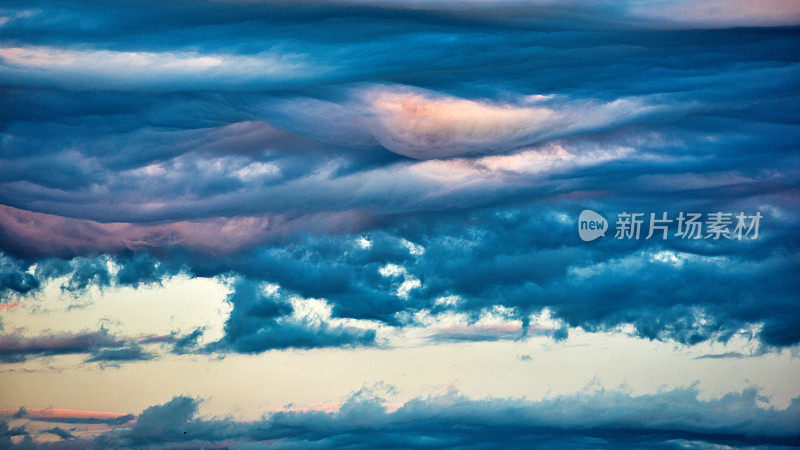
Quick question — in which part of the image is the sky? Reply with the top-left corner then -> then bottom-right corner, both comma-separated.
0,0 -> 799,447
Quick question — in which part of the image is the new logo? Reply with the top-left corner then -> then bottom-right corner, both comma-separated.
578,210 -> 607,241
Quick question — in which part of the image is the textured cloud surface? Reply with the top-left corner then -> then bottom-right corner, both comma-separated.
1,0 -> 799,351
3,386 -> 799,448
0,0 -> 799,446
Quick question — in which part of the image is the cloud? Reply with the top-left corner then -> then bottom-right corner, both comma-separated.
0,329 -> 181,363
0,253 -> 38,295
9,386 -> 799,447
39,427 -> 74,440
85,344 -> 155,363
0,330 -> 125,363
3,194 -> 798,350
627,0 -> 800,27
127,396 -> 197,444
0,0 -> 798,354
207,278 -> 377,353
0,204 -> 337,258
0,46 -> 313,90
362,85 -> 658,159
0,204 -> 379,258
0,408 -> 133,425
174,207 -> 797,348
694,351 -> 748,360
171,328 -> 204,355
429,323 -> 523,342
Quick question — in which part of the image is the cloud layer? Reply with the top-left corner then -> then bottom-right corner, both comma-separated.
0,0 -> 799,354
3,386 -> 799,448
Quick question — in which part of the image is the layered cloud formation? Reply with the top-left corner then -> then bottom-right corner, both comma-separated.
2,1 -> 799,447
3,386 -> 799,448
1,1 -> 799,354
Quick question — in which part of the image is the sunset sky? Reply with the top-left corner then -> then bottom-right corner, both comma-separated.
1,0 -> 799,447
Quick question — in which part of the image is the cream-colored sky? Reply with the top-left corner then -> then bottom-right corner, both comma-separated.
1,275 -> 799,419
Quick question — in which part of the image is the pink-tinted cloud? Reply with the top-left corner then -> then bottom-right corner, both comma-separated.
0,330 -> 124,363
629,0 -> 800,27
0,204 -> 370,257
367,87 -> 553,159
361,85 -> 657,159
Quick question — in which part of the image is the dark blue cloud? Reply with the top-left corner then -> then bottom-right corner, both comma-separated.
126,396 -> 197,444
166,205 -> 797,347
1,195 -> 798,349
208,278 -> 376,352
0,0 -> 798,351
170,328 -> 204,355
85,344 -> 155,364
0,253 -> 38,296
